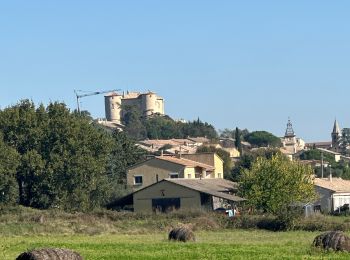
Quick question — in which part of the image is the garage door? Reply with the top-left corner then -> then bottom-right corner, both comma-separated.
152,198 -> 180,213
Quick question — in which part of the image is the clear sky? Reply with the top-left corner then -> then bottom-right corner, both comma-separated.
1,1 -> 350,142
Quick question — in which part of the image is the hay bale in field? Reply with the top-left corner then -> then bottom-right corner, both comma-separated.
313,231 -> 350,252
16,248 -> 83,260
168,226 -> 195,242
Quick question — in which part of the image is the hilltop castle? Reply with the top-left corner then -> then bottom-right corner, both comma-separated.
104,91 -> 165,124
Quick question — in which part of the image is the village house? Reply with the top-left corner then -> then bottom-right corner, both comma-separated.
314,177 -> 350,213
133,178 -> 245,213
109,178 -> 245,213
126,153 -> 224,191
137,137 -> 209,155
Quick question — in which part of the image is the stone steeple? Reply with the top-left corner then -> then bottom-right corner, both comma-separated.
285,118 -> 295,137
332,119 -> 341,150
332,119 -> 341,135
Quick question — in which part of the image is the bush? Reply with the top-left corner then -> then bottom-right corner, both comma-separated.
295,215 -> 350,232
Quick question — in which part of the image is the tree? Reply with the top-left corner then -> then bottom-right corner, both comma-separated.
219,128 -> 234,138
122,105 -> 147,140
177,118 -> 217,140
235,127 -> 242,154
0,100 -> 114,211
106,130 -> 147,200
144,116 -> 181,139
341,128 -> 350,155
230,148 -> 281,181
239,154 -> 316,228
245,131 -> 281,148
0,133 -> 20,206
196,146 -> 232,179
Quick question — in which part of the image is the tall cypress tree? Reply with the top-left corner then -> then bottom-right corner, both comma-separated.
235,127 -> 242,155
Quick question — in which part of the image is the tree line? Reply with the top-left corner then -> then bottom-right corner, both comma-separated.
0,100 -> 145,211
122,105 -> 218,140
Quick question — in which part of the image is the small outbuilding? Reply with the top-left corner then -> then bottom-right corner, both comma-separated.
314,177 -> 350,213
130,178 -> 245,213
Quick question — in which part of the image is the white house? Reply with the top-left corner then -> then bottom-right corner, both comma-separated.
314,177 -> 350,213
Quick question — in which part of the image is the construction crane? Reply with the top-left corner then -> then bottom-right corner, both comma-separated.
74,89 -> 121,113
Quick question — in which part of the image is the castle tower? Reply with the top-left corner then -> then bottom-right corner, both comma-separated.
104,93 -> 122,123
141,91 -> 158,117
331,119 -> 341,151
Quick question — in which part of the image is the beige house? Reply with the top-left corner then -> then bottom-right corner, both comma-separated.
132,178 -> 245,213
127,153 -> 224,191
181,153 -> 224,178
314,177 -> 350,213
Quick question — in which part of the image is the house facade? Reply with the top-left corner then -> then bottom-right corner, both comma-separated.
314,177 -> 350,213
126,153 -> 222,191
132,178 -> 245,213
181,153 -> 224,178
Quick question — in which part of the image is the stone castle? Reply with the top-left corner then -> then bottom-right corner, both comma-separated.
104,91 -> 165,124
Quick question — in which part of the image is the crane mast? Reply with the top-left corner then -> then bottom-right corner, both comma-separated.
74,89 -> 121,113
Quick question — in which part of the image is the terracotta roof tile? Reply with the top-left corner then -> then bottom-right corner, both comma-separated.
156,156 -> 215,170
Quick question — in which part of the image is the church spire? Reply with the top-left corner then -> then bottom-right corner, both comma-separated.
285,118 -> 295,137
332,119 -> 341,134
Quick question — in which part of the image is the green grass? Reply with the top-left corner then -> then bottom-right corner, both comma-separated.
2,207 -> 350,259
2,230 -> 350,259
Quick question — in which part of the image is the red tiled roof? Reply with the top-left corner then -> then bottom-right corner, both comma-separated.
155,156 -> 215,171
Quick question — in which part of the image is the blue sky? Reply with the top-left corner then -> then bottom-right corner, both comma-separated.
1,1 -> 350,141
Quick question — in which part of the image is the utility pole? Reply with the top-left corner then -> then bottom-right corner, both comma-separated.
321,151 -> 324,178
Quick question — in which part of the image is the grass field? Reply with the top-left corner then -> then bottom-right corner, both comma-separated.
2,230 -> 350,259
2,207 -> 350,259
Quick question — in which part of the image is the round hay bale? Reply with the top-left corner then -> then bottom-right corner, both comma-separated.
313,231 -> 350,252
168,226 -> 195,242
16,248 -> 83,260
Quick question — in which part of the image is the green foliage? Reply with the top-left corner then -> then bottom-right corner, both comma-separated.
144,116 -> 181,139
234,127 -> 242,154
245,131 -> 281,148
106,130 -> 146,200
123,111 -> 218,140
239,154 -> 316,220
299,149 -> 335,163
122,105 -> 147,140
180,118 -> 218,140
0,100 -> 123,211
0,134 -> 20,206
230,148 -> 281,181
219,127 -> 249,140
299,149 -> 350,180
342,128 -> 350,155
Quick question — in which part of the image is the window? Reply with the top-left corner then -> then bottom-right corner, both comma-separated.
169,173 -> 179,179
134,176 -> 143,185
